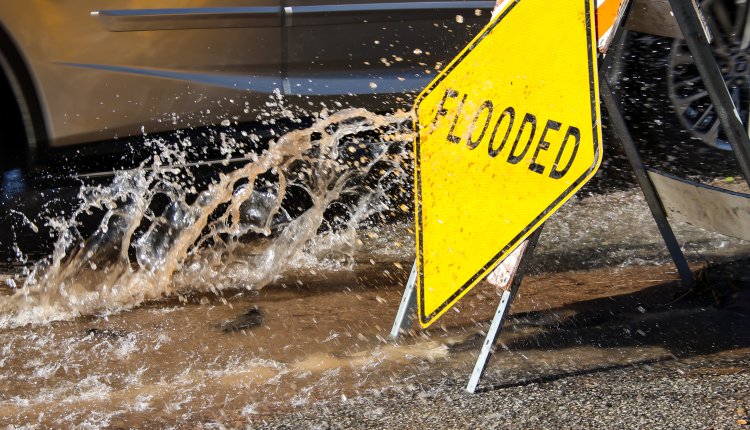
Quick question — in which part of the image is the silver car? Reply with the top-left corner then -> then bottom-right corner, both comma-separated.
0,1 -> 494,177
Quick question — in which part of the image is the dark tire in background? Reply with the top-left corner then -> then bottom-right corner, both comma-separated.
668,0 -> 749,152
0,67 -> 27,177
615,0 -> 747,181
0,67 -> 35,265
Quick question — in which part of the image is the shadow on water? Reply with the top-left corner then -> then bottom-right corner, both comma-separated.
461,259 -> 750,391
475,357 -> 671,393
510,285 -> 748,354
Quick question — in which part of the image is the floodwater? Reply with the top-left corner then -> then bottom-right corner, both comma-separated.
1,110 -> 749,428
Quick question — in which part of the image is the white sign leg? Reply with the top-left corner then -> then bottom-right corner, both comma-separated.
390,260 -> 417,340
466,288 -> 514,393
465,227 -> 543,393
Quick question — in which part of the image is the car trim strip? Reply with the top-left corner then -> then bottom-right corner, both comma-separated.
285,1 -> 494,26
58,62 -> 283,93
92,7 -> 284,32
92,2 -> 495,32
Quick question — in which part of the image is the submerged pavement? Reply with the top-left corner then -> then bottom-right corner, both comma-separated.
1,182 -> 749,428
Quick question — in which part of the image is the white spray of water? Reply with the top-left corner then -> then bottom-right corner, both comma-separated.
0,109 -> 413,327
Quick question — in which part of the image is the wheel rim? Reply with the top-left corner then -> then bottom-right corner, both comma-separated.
667,0 -> 750,151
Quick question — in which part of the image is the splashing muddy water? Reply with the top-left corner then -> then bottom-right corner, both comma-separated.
1,107 -> 750,428
0,109 -> 412,328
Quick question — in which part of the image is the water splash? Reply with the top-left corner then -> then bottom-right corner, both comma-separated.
0,109 -> 413,327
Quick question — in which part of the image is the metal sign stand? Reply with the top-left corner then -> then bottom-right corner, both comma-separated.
601,0 -> 750,288
465,228 -> 543,393
389,261 -> 417,339
390,0 -> 750,393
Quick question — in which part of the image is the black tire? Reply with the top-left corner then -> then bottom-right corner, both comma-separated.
615,1 -> 746,181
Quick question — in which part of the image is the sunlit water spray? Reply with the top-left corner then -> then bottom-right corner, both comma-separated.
2,105 -> 749,427
0,109 -> 413,328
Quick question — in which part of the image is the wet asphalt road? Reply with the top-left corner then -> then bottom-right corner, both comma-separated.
250,259 -> 750,430
252,351 -> 750,429
2,42 -> 750,426
66,257 -> 749,430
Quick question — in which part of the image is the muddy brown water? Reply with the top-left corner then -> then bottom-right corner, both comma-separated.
2,255 -> 750,428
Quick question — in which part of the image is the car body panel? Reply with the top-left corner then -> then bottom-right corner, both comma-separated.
0,1 -> 493,150
0,0 -> 282,148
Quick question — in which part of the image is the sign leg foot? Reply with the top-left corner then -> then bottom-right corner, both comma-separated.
390,261 -> 417,340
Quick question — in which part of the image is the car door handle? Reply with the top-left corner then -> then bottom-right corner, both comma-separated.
92,7 -> 284,32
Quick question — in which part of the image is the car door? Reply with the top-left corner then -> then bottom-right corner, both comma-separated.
281,0 -> 494,113
0,0 -> 283,148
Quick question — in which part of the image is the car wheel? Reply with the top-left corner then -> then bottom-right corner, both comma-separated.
667,0 -> 750,152
615,3 -> 746,180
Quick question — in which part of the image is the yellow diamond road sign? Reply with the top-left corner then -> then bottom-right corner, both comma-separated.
414,0 -> 603,327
